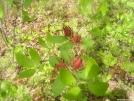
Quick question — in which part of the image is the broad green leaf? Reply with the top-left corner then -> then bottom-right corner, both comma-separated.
78,0 -> 92,16
85,58 -> 99,79
49,56 -> 59,66
47,36 -> 68,43
38,37 -> 48,48
64,87 -> 82,100
15,52 -> 34,68
97,1 -> 108,16
59,41 -> 73,51
60,68 -> 76,86
0,4 -> 4,20
52,76 -> 66,97
29,48 -> 41,65
82,38 -> 94,48
18,69 -> 36,78
88,81 -> 109,96
60,50 -> 74,64
75,69 -> 86,80
24,0 -> 33,8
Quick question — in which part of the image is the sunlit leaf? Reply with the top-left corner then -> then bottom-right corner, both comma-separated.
22,10 -> 34,22
85,58 -> 99,79
15,52 -> 34,68
49,56 -> 59,66
38,37 -> 48,48
24,0 -> 33,8
60,68 -> 76,86
0,4 -> 4,20
29,48 -> 41,65
52,76 -> 66,97
64,87 -> 82,100
97,1 -> 108,16
82,38 -> 94,48
88,81 -> 109,96
47,36 -> 68,43
18,69 -> 36,78
60,50 -> 74,64
59,41 -> 73,51
78,0 -> 92,16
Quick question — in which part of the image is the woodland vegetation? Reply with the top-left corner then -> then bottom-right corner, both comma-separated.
0,0 -> 134,101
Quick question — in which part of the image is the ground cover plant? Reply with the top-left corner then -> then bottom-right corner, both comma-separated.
0,0 -> 134,101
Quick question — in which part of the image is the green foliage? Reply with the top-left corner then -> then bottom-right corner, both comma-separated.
82,38 -> 94,48
59,41 -> 73,51
15,52 -> 34,68
63,87 -> 82,100
37,37 -> 48,48
59,68 -> 76,86
97,0 -> 109,16
8,0 -> 134,100
0,4 -> 4,20
24,0 -> 33,8
78,0 -> 92,16
18,69 -> 36,78
49,56 -> 59,66
22,10 -> 34,22
52,76 -> 66,97
47,36 -> 68,43
88,81 -> 109,96
29,48 -> 41,65
85,58 -> 99,79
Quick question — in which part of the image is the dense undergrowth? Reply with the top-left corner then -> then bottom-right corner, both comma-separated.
0,0 -> 134,101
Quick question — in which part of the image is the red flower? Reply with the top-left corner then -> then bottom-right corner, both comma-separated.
63,26 -> 73,37
54,59 -> 67,70
72,56 -> 83,70
71,34 -> 83,44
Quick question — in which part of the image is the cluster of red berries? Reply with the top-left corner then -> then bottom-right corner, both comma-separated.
53,26 -> 84,72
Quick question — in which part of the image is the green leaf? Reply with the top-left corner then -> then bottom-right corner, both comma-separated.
82,38 -> 94,48
18,69 -> 36,78
47,36 -> 68,43
15,52 -> 34,68
24,0 -> 33,8
97,1 -> 108,16
64,87 -> 82,100
46,33 -> 52,40
75,69 -> 86,80
60,68 -> 76,86
88,81 -> 109,96
22,10 -> 34,22
52,76 -> 66,97
49,56 -> 59,66
85,58 -> 99,79
29,48 -> 41,65
59,41 -> 73,51
0,4 -> 4,20
78,0 -> 92,16
38,37 -> 48,48
60,50 -> 74,64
